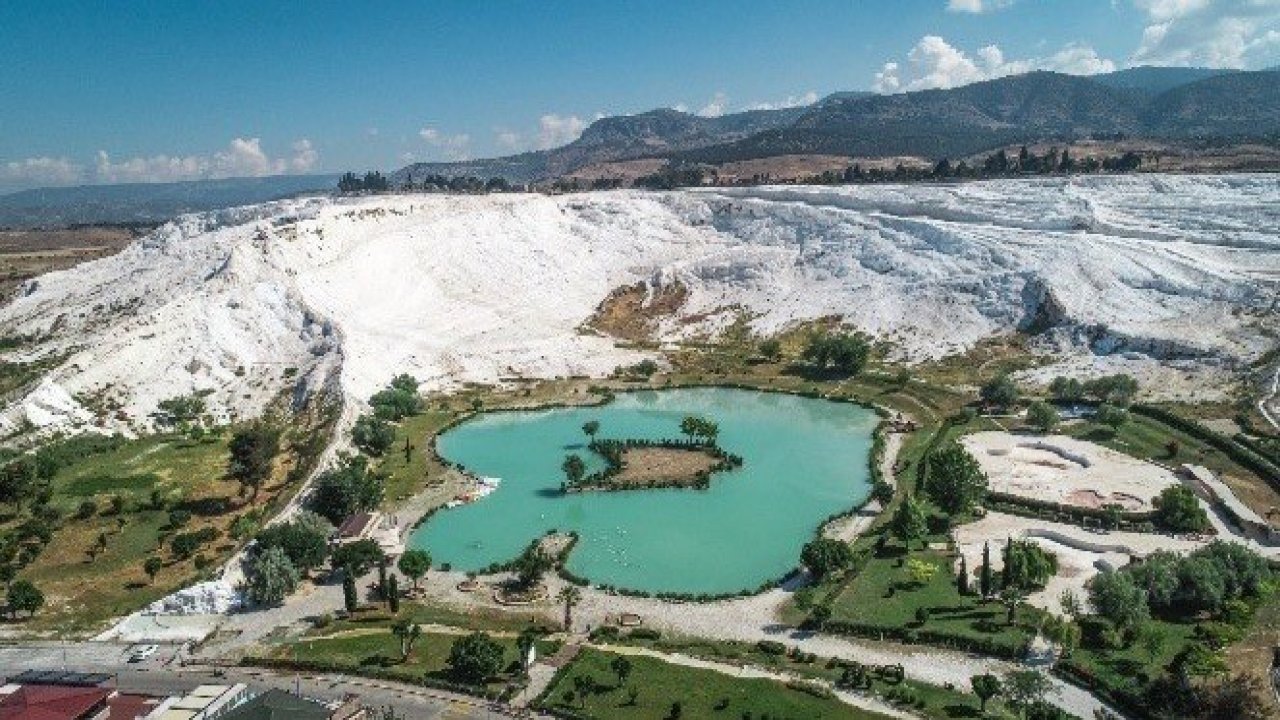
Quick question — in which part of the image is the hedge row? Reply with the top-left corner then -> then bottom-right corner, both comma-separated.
1054,659 -> 1150,720
240,656 -> 511,700
819,620 -> 1028,660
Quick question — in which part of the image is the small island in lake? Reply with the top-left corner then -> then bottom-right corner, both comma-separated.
562,415 -> 743,492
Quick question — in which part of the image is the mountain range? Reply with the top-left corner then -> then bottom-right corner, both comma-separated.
397,66 -> 1279,183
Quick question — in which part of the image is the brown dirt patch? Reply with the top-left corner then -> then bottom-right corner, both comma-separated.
585,281 -> 688,343
605,446 -> 721,489
0,226 -> 143,303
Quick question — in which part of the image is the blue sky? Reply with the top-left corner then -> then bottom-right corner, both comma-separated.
1,0 -> 1277,191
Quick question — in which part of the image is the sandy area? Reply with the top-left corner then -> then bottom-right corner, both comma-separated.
961,431 -> 1179,512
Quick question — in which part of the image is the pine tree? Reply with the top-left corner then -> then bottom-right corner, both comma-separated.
980,541 -> 993,598
957,555 -> 970,595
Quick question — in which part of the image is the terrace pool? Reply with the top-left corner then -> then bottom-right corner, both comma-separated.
408,387 -> 876,594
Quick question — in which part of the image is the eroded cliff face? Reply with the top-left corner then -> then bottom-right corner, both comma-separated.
0,174 -> 1275,434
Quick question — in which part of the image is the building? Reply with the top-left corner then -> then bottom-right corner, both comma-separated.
216,690 -> 364,720
142,685 -> 250,720
333,512 -> 381,546
0,684 -> 111,720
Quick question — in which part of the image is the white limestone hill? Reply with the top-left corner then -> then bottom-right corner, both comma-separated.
0,174 -> 1275,434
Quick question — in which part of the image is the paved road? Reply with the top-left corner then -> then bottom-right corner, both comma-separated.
0,643 -> 537,719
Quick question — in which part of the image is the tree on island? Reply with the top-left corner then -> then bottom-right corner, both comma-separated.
582,421 -> 600,441
679,416 -> 719,445
562,454 -> 586,489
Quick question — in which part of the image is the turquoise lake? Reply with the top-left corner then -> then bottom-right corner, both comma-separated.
408,387 -> 877,594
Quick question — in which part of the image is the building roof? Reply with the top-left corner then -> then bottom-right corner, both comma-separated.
0,685 -> 110,720
105,694 -> 159,719
3,673 -> 112,689
335,512 -> 376,538
218,690 -> 330,720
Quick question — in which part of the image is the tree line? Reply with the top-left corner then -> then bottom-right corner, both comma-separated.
338,171 -> 516,194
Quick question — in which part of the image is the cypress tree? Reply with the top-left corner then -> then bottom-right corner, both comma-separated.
343,573 -> 358,614
378,560 -> 388,602
387,574 -> 400,613
957,555 -> 970,595
980,541 -> 993,598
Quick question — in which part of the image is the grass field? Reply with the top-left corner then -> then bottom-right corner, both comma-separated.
541,648 -> 887,720
377,409 -> 455,505
265,626 -> 541,694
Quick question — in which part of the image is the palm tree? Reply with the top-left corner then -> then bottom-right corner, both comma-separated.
392,620 -> 422,660
557,585 -> 582,632
582,420 -> 600,441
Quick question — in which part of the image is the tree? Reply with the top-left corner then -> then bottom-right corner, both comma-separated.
800,538 -> 854,579
342,573 -> 359,613
244,546 -> 299,607
1153,485 -> 1210,533
1002,539 -> 1058,591
331,539 -> 386,577
254,512 -> 332,573
1026,401 -> 1060,433
957,555 -> 970,594
759,338 -> 782,361
905,557 -> 938,587
980,541 -> 994,598
387,574 -> 400,613
558,585 -> 582,631
980,375 -> 1019,409
802,332 -> 871,375
1088,570 -> 1149,633
871,480 -> 894,506
310,455 -> 385,524
1059,589 -> 1082,619
971,673 -> 1002,712
561,454 -> 585,488
1095,403 -> 1128,430
397,549 -> 432,591
228,422 -> 281,499
7,579 -> 43,618
610,656 -> 633,687
1137,623 -> 1166,665
1083,374 -> 1138,406
392,619 -> 422,659
516,628 -> 539,675
1000,585 -> 1027,625
926,442 -> 988,514
1048,376 -> 1084,401
352,415 -> 396,456
1003,669 -> 1051,717
143,556 -> 163,584
582,421 -> 600,440
891,493 -> 927,550
448,632 -> 504,684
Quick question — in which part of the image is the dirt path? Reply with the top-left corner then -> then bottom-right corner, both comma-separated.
1260,364 -> 1280,431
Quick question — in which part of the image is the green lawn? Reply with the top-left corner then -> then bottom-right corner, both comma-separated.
267,627 -> 538,694
1063,619 -> 1199,697
376,410 -> 455,505
541,648 -> 887,720
824,546 -> 1037,657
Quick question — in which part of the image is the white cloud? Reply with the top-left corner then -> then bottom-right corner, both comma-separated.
1131,0 -> 1280,68
0,156 -> 84,189
91,137 -> 319,185
744,91 -> 819,111
873,35 -> 1116,92
418,127 -> 471,160
946,0 -> 1015,14
697,92 -> 728,117
536,114 -> 586,149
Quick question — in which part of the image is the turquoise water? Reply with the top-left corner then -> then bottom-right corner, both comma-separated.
408,387 -> 876,594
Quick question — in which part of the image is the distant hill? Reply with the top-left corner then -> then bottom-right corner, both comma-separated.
393,105 -> 810,185
394,67 -> 1279,183
0,174 -> 338,228
682,70 -> 1280,165
1092,66 -> 1235,95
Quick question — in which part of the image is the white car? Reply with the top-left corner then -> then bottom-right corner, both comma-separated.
128,644 -> 159,663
